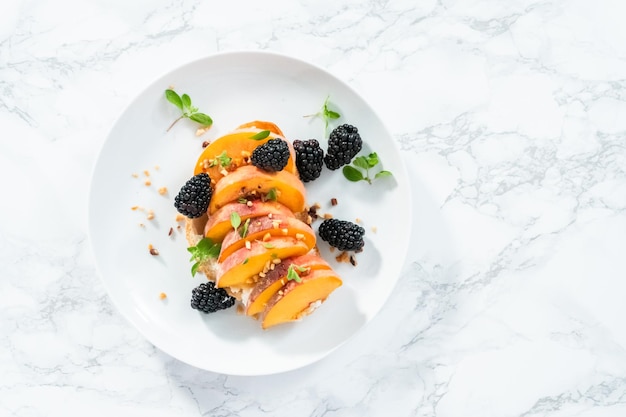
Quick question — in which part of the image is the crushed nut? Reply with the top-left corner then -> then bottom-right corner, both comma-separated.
159,292 -> 167,300
272,258 -> 281,264
144,170 -> 150,177
371,226 -> 377,233
144,180 -> 152,186
350,255 -> 357,266
323,213 -> 333,219
131,173 -> 139,178
149,244 -> 159,256
246,200 -> 253,207
175,214 -> 185,222
202,140 -> 210,148
262,232 -> 271,242
295,233 -> 305,241
331,198 -> 338,206
168,227 -> 174,236
245,241 -> 251,250
158,187 -> 168,195
147,210 -> 155,220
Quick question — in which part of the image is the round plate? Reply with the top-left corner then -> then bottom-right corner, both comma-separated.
88,51 -> 411,375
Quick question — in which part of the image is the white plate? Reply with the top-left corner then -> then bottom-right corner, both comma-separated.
88,51 -> 412,375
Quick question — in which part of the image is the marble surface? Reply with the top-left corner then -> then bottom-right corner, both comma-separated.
2,0 -> 626,415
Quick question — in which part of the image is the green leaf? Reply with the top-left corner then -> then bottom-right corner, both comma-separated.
262,242 -> 275,249
189,113 -> 213,126
375,170 -> 393,179
287,265 -> 302,283
237,197 -> 248,204
242,258 -> 249,265
240,218 -> 250,238
187,238 -> 220,276
366,152 -> 379,168
352,156 -> 370,170
265,187 -> 278,202
230,212 -> 241,230
325,109 -> 340,119
343,165 -> 364,182
181,93 -> 192,110
216,150 -> 232,168
165,89 -> 183,110
249,130 -> 271,140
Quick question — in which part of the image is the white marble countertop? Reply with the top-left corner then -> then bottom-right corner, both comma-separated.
3,0 -> 626,416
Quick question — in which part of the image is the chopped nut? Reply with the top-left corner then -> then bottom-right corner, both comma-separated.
144,180 -> 151,186
371,226 -> 377,233
139,223 -> 145,227
272,258 -> 281,264
270,263 -> 275,270
331,198 -> 338,206
350,255 -> 357,266
220,168 -> 228,177
144,170 -> 150,177
131,206 -> 140,211
336,251 -> 350,263
158,187 -> 168,195
268,213 -> 273,219
175,214 -> 185,222
154,165 -> 160,170
295,233 -> 305,241
278,290 -> 284,296
262,232 -> 271,242
355,218 -> 362,224
259,272 -> 266,278
246,200 -> 253,207
168,227 -> 174,236
202,140 -> 210,148
245,240 -> 251,250
131,173 -> 139,178
272,220 -> 281,229
149,245 -> 159,256
281,228 -> 288,235
323,213 -> 333,219
159,292 -> 167,300
147,210 -> 155,220
196,127 -> 208,136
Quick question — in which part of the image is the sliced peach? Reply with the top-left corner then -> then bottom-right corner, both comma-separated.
208,165 -> 306,214
215,237 -> 309,288
261,269 -> 342,329
204,200 -> 294,242
219,215 -> 315,262
245,253 -> 333,317
193,129 -> 296,182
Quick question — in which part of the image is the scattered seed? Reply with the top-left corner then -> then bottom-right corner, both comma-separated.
159,292 -> 167,300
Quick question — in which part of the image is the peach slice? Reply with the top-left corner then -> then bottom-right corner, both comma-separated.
235,120 -> 284,136
261,269 -> 343,329
208,165 -> 306,214
219,215 -> 316,262
193,127 -> 297,182
204,200 -> 294,242
245,253 -> 333,317
215,237 -> 309,288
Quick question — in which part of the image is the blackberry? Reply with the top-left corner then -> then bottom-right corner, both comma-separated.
174,173 -> 212,218
190,282 -> 236,313
251,138 -> 290,172
293,139 -> 324,182
318,218 -> 365,252
323,124 -> 362,170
